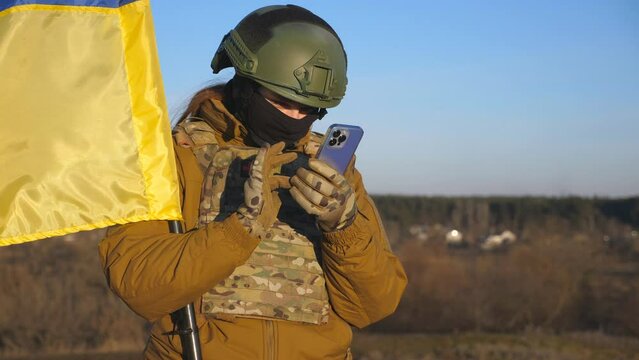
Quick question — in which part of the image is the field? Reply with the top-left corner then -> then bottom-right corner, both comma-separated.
1,196 -> 638,359
4,332 -> 639,360
350,332 -> 639,360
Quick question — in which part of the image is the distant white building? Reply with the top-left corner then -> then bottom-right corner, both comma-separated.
501,230 -> 517,244
445,229 -> 464,247
409,224 -> 429,242
480,230 -> 518,251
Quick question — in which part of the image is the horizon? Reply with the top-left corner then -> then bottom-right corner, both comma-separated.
151,1 -> 639,197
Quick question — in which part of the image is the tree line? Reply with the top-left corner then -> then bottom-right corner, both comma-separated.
0,196 -> 637,355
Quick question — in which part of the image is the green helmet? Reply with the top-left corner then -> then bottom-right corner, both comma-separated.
211,5 -> 347,109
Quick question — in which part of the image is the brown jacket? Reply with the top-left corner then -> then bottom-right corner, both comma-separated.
98,95 -> 407,359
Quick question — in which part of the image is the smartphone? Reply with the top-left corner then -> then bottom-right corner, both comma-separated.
316,124 -> 364,174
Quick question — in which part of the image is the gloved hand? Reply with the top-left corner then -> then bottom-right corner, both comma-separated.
237,142 -> 297,237
290,158 -> 357,232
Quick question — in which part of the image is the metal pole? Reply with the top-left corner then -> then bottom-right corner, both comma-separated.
168,220 -> 202,360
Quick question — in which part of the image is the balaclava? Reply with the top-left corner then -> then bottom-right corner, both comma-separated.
227,76 -> 322,147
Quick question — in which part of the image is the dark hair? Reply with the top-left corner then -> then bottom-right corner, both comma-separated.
175,84 -> 226,125
175,76 -> 258,126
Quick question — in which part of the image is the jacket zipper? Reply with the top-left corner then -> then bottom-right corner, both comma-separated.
264,320 -> 276,360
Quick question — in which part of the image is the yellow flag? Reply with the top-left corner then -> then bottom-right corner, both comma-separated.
0,0 -> 182,246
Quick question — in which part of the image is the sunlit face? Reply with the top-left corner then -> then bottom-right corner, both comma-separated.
258,87 -> 318,120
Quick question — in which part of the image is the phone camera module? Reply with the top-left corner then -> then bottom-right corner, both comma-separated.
327,128 -> 349,147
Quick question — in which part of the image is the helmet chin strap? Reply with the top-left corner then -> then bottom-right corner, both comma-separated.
228,76 -> 257,124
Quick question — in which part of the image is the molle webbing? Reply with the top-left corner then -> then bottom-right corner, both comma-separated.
175,121 -> 330,324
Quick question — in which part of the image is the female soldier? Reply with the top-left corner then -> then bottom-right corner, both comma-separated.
99,5 -> 407,359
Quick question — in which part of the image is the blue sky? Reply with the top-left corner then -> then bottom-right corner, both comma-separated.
151,1 -> 638,197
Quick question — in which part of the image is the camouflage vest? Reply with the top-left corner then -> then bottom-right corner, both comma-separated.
175,120 -> 329,325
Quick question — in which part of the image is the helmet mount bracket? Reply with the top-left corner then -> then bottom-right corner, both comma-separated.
294,50 -> 334,100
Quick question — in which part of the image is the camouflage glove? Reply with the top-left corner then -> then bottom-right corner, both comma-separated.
290,158 -> 357,232
237,142 -> 297,238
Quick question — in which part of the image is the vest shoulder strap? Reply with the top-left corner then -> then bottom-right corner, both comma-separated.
173,119 -> 220,173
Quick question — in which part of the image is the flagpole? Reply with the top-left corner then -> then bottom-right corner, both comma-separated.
168,220 -> 203,360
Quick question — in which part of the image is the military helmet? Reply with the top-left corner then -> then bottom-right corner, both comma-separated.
211,5 -> 347,108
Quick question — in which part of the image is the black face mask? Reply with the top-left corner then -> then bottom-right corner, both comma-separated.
245,91 -> 319,146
